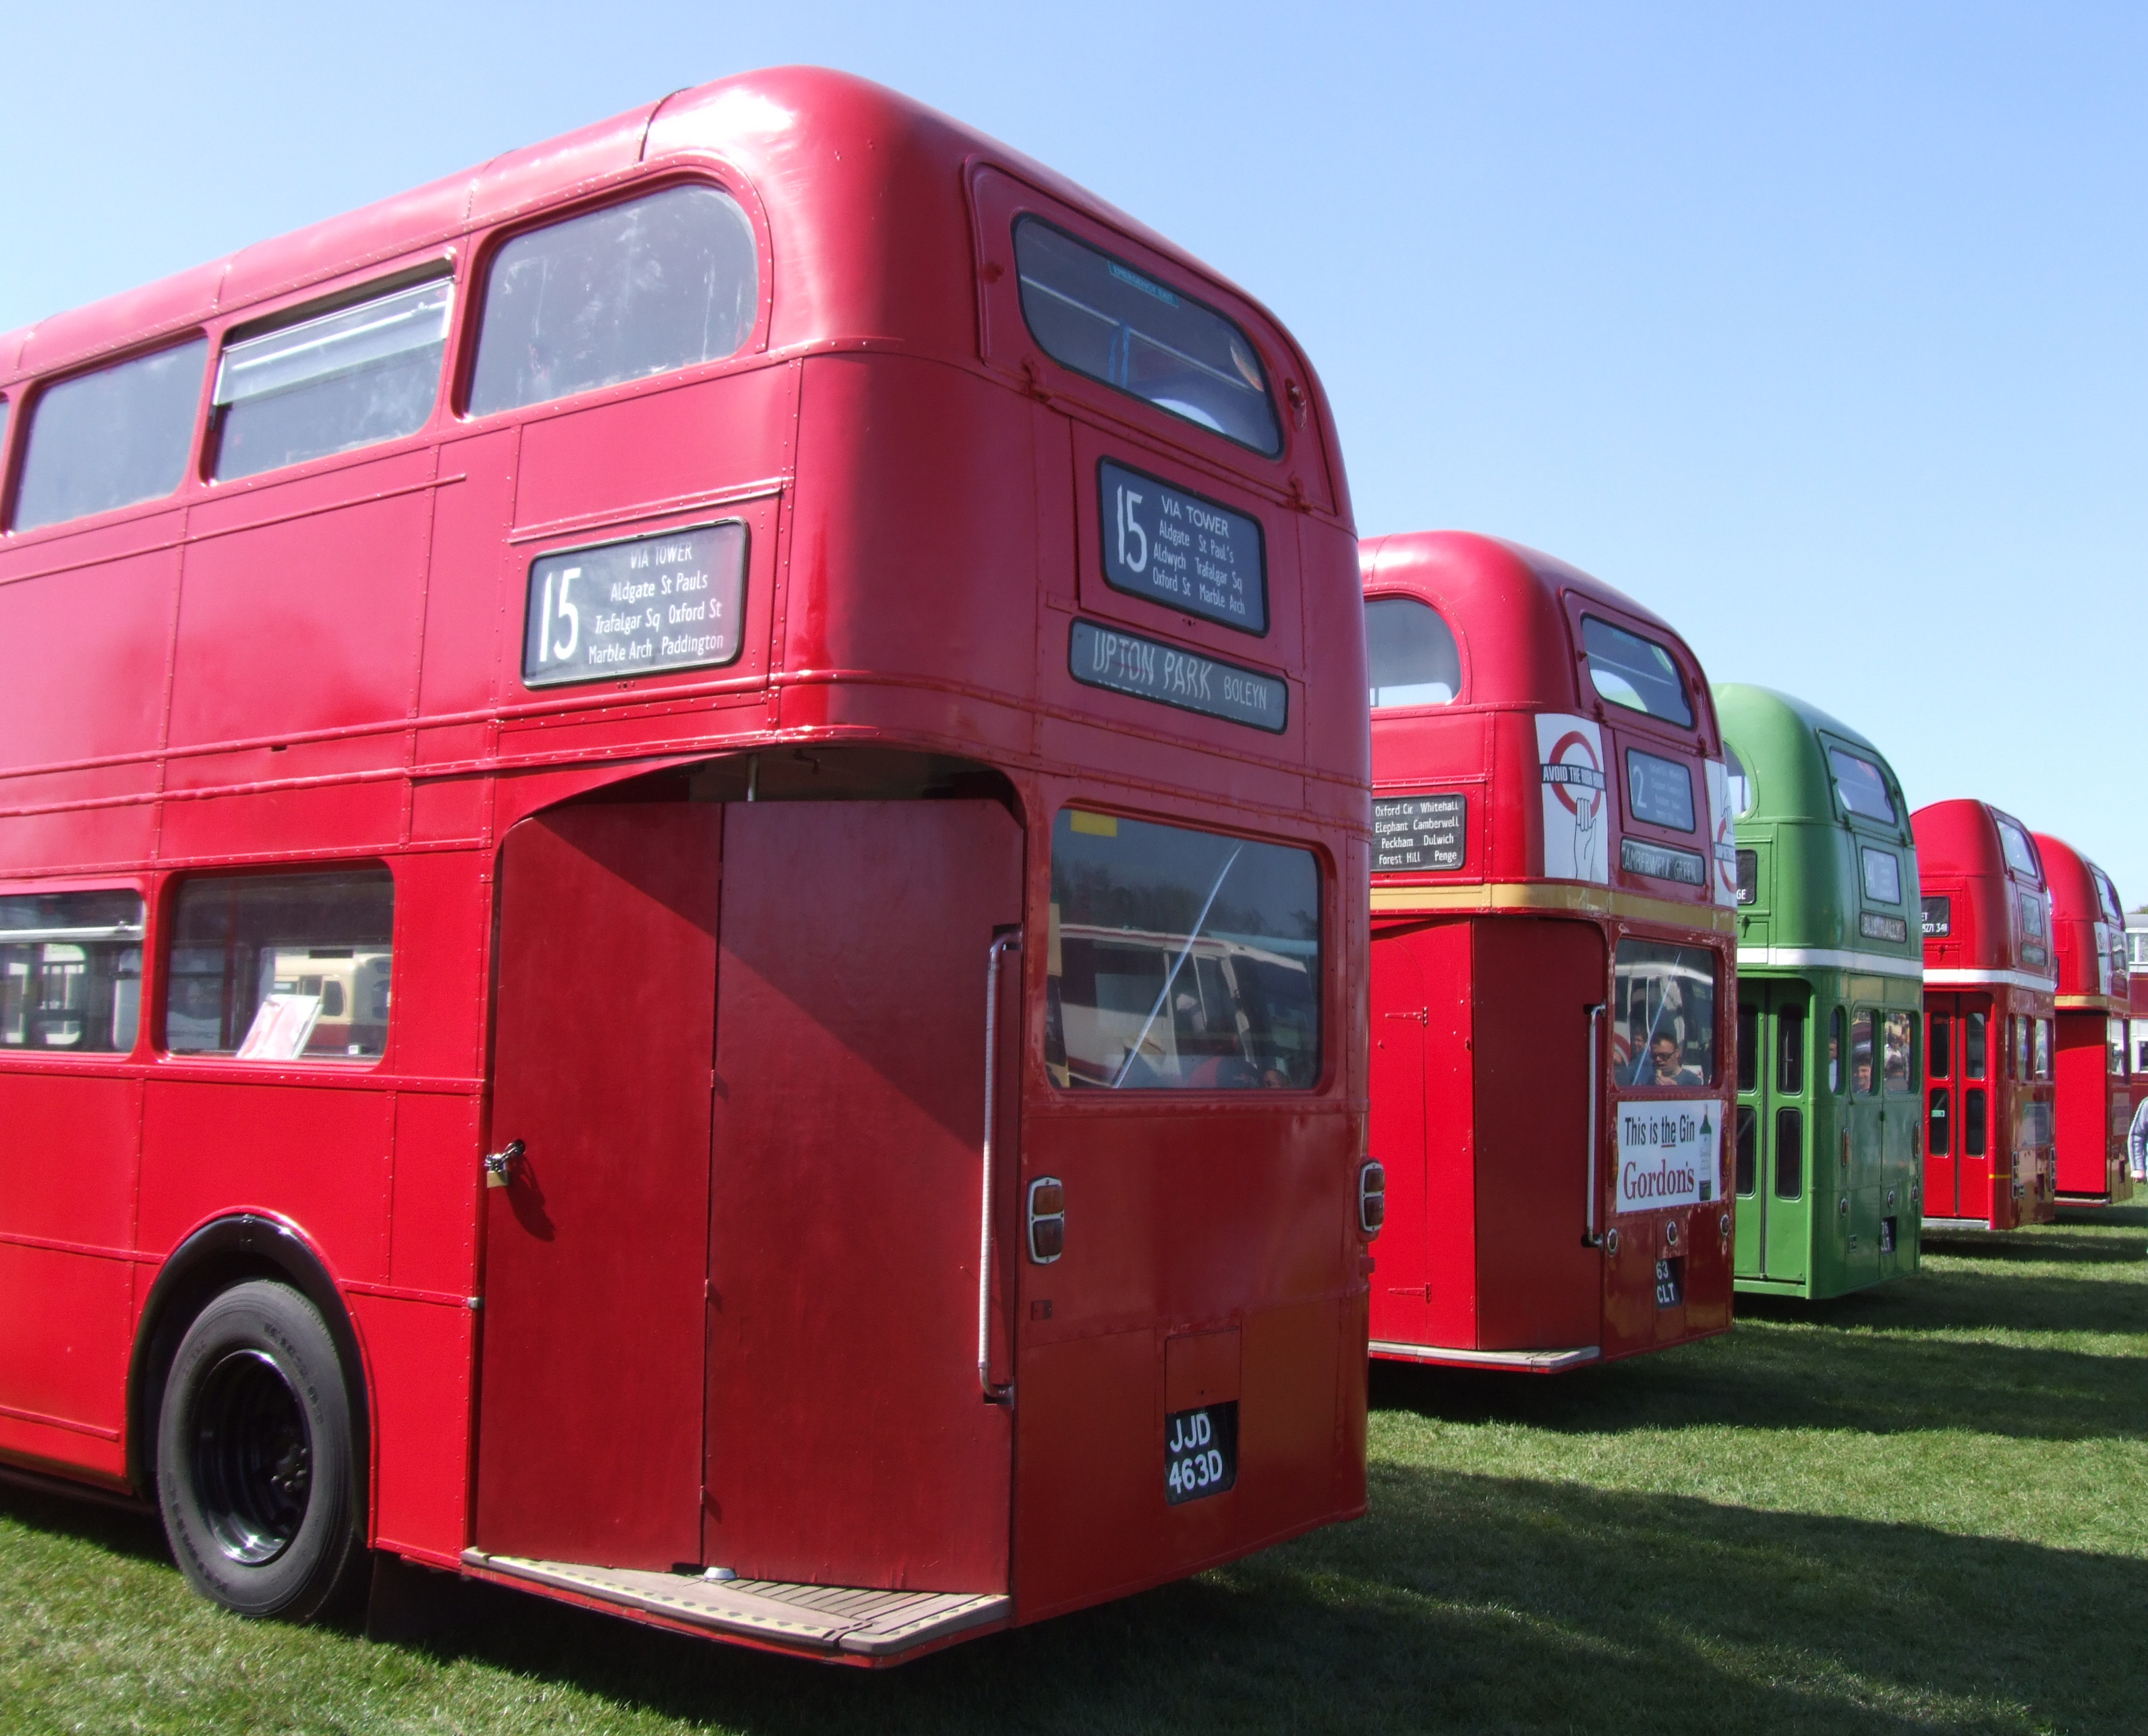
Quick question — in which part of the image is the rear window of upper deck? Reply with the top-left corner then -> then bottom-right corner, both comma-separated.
1579,616 -> 1692,726
1827,748 -> 1897,824
1014,218 -> 1280,457
1995,815 -> 2040,880
1366,596 -> 1461,708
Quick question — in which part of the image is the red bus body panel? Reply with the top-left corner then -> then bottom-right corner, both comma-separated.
1915,801 -> 2058,1229
1364,532 -> 1736,1372
0,67 -> 1369,1656
2033,832 -> 2135,1205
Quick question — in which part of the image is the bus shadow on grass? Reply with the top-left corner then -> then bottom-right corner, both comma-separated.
1369,1324 -> 2144,1443
6,1465 -> 2145,1733
222,1470 -> 2148,1734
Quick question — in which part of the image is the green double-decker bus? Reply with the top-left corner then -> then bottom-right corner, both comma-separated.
1716,685 -> 1923,1298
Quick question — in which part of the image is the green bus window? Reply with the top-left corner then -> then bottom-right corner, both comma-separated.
1883,1012 -> 1914,1094
1735,1106 -> 1757,1195
1850,1010 -> 1876,1096
1964,1012 -> 1987,1079
1774,1107 -> 1803,1198
1778,1005 -> 1805,1096
1963,1087 -> 1987,1156
1829,1006 -> 1845,1093
1735,849 -> 1758,906
1861,848 -> 1902,904
1929,1013 -> 1952,1080
1827,749 -> 1898,823
1579,616 -> 1693,726
1737,1002 -> 1758,1093
1927,1087 -> 1950,1155
1366,596 -> 1461,709
1723,745 -> 1754,816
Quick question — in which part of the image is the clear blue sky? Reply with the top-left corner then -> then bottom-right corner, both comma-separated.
6,3 -> 2141,896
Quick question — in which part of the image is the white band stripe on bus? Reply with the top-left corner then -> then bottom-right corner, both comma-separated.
1735,945 -> 1924,982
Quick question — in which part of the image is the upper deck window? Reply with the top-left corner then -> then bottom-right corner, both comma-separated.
1861,848 -> 1903,904
1827,748 -> 1896,823
1014,218 -> 1280,457
212,277 -> 451,480
1995,815 -> 2039,881
13,339 -> 207,531
1045,810 -> 1319,1090
1366,596 -> 1461,708
469,185 -> 758,417
1579,616 -> 1692,726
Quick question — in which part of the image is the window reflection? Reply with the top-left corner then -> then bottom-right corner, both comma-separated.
1047,811 -> 1319,1089
1613,937 -> 1716,1087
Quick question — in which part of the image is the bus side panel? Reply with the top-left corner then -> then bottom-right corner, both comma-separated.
167,473 -> 434,753
138,1085 -> 395,1285
1471,918 -> 1604,1350
786,355 -> 1038,747
1416,922 -> 1480,1351
1368,924 -> 1432,1348
0,541 -> 178,777
417,430 -> 520,726
355,1292 -> 473,1561
0,1071 -> 140,1466
2054,1012 -> 2108,1196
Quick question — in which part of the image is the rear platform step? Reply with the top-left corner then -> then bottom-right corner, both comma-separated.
461,1551 -> 1010,1657
1371,1339 -> 1600,1372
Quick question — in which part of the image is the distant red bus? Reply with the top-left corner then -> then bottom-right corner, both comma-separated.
1915,801 -> 2058,1230
0,69 -> 1376,1661
1361,533 -> 1736,1372
2032,832 -> 2135,1206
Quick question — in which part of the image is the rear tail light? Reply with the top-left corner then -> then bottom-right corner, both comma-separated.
1026,1177 -> 1065,1263
1357,1160 -> 1385,1240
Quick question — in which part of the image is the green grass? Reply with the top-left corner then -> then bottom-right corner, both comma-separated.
6,1209 -> 2143,1734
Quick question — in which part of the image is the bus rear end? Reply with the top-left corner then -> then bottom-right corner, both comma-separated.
1362,533 -> 1736,1372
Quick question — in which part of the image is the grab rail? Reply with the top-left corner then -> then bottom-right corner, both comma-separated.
979,927 -> 1022,1404
1584,1002 -> 1606,1245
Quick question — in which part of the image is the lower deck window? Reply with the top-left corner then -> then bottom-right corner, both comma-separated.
1045,811 -> 1319,1089
0,891 -> 144,1052
1613,937 -> 1717,1087
167,869 -> 394,1060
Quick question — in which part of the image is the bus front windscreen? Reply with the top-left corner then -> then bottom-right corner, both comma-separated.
1047,810 -> 1319,1089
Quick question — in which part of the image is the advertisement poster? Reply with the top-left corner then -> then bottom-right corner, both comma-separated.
1705,757 -> 1739,907
1536,713 -> 1608,884
1615,1099 -> 1722,1213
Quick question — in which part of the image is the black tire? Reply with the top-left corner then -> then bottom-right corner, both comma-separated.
156,1279 -> 366,1621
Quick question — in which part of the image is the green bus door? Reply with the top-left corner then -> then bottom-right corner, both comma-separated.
1735,983 -> 1811,1283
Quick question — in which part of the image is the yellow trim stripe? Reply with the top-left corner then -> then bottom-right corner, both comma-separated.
1370,879 -> 1737,935
2054,994 -> 2128,1012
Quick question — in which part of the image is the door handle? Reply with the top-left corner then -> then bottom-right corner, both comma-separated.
979,927 -> 1021,1405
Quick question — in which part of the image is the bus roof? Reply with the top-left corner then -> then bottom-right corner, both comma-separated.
0,67 -> 1345,512
1712,683 -> 1911,840
1359,529 -> 1710,727
1913,799 -> 2045,889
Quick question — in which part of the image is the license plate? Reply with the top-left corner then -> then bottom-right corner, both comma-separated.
1654,1256 -> 1684,1307
1164,1402 -> 1238,1505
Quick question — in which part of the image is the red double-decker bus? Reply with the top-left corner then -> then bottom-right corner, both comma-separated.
2032,832 -> 2135,1206
1915,801 -> 2058,1230
1360,532 -> 1736,1372
0,68 -> 1376,1661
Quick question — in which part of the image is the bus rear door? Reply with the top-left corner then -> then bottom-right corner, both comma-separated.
1733,983 -> 1809,1284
